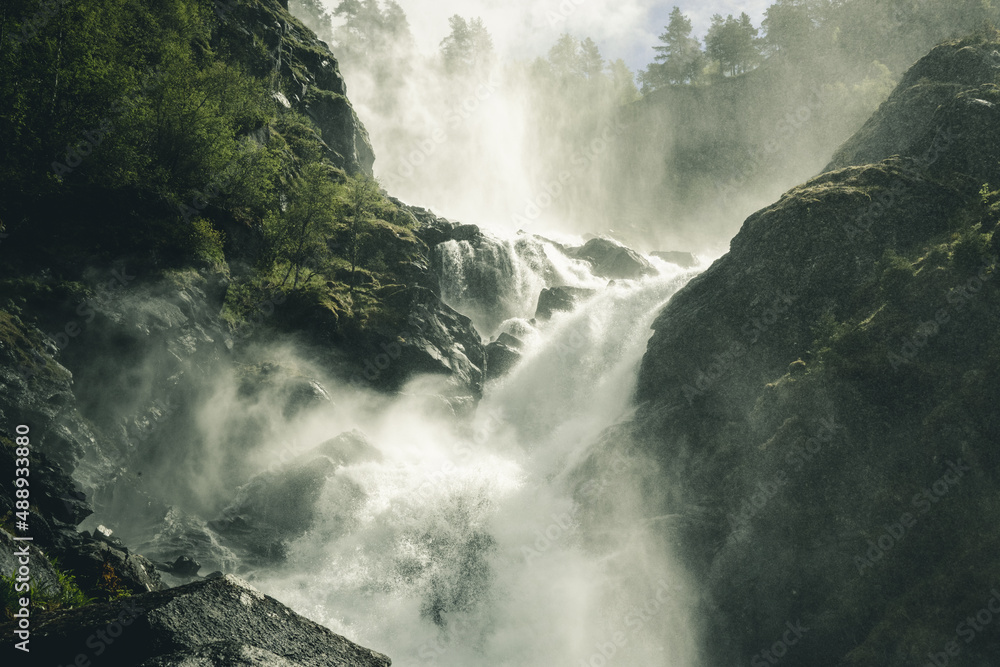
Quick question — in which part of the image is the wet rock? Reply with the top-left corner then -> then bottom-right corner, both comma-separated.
16,575 -> 391,667
494,332 -> 524,350
485,337 -> 523,382
170,555 -> 201,578
633,34 -> 1000,667
535,286 -> 597,320
0,529 -> 62,598
209,432 -> 377,563
59,537 -> 165,595
351,286 -> 486,398
416,219 -> 483,247
570,238 -> 656,280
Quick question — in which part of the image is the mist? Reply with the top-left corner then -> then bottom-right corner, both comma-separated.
70,231 -> 706,666
288,0 -> 991,256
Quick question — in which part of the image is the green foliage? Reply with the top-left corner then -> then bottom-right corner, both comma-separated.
1,557 -> 93,620
648,7 -> 704,87
187,218 -> 227,268
761,0 -> 814,55
705,12 -> 762,77
952,225 -> 991,274
440,15 -> 494,76
264,162 -> 343,290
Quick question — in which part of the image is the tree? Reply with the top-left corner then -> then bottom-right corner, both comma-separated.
608,58 -> 639,103
289,0 -> 333,42
652,7 -> 704,85
440,15 -> 494,76
762,1 -> 814,55
579,37 -> 604,80
705,13 -> 761,77
340,175 -> 381,292
548,33 -> 581,78
266,163 -> 340,291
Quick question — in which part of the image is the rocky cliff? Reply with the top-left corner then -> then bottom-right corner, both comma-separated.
631,31 -> 1000,666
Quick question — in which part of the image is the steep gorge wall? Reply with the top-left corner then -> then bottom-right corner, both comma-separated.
631,33 -> 1000,666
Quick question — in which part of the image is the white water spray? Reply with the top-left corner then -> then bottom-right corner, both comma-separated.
245,237 -> 704,667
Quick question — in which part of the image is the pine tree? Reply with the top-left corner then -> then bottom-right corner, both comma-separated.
440,16 -> 494,76
652,7 -> 703,85
579,37 -> 604,80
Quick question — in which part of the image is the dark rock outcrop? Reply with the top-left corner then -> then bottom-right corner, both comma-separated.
485,334 -> 524,382
342,286 -> 486,398
570,238 -> 656,280
213,0 -> 374,175
827,39 -> 1000,186
630,34 -> 1000,667
8,575 -> 390,667
535,286 -> 597,320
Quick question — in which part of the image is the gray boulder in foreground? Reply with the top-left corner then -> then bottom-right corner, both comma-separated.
11,575 -> 390,666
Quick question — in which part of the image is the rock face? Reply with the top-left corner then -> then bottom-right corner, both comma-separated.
485,333 -> 524,382
210,431 -> 381,563
10,575 -> 390,667
828,40 -> 1000,184
630,34 -> 1000,667
535,286 -> 597,320
344,285 -> 486,398
214,0 -> 375,175
570,238 -> 656,280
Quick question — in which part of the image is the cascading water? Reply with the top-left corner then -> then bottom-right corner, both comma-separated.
242,237 -> 705,666
79,226 -> 705,666
433,231 -> 606,338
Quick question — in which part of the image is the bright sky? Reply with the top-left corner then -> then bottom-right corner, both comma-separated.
372,0 -> 774,72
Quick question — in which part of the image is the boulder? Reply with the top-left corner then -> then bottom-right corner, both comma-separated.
485,336 -> 523,382
570,238 -> 656,280
349,286 -> 486,398
534,287 -> 597,320
209,431 -> 378,563
13,575 -> 391,667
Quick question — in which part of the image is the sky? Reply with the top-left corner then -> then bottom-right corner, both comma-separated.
372,0 -> 774,72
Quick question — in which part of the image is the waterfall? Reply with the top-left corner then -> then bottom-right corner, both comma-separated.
434,232 -> 606,338
248,239 -> 703,666
76,225 -> 704,666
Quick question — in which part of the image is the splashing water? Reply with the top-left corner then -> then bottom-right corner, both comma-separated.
434,231 -> 605,338
247,239 -> 705,667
